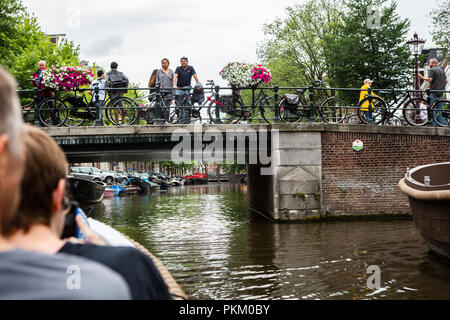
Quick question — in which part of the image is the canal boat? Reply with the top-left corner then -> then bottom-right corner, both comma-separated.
104,188 -> 115,198
128,177 -> 151,194
109,185 -> 128,197
181,173 -> 208,185
68,176 -> 106,204
124,185 -> 140,194
398,162 -> 450,260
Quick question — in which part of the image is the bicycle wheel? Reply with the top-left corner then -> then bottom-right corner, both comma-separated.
279,98 -> 305,123
259,96 -> 274,123
38,98 -> 68,127
319,97 -> 347,123
402,98 -> 428,126
357,96 -> 386,124
384,115 -> 403,126
64,98 -> 94,127
344,113 -> 360,125
108,97 -> 138,125
431,99 -> 450,127
207,96 -> 239,124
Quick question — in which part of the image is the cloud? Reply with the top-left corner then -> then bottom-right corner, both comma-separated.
21,0 -> 439,87
83,35 -> 124,56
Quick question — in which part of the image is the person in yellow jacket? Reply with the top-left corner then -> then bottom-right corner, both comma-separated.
359,78 -> 380,122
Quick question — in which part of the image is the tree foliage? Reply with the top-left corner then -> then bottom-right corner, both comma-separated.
257,0 -> 342,87
324,0 -> 411,91
0,0 -> 25,64
258,0 -> 412,94
429,0 -> 450,49
0,0 -> 80,89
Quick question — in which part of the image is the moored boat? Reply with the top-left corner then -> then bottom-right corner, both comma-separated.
68,176 -> 106,204
109,185 -> 128,197
398,162 -> 450,260
104,188 -> 115,198
124,185 -> 140,194
128,177 -> 151,194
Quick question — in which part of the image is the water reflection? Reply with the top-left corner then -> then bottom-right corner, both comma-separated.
92,184 -> 450,300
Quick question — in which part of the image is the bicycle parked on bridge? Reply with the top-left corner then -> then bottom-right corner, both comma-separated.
62,89 -> 137,126
278,80 -> 347,123
357,89 -> 429,126
207,84 -> 274,124
23,92 -> 68,127
430,94 -> 450,127
171,81 -> 219,124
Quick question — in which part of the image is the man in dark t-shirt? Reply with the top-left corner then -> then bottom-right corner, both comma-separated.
59,242 -> 172,300
5,126 -> 172,300
420,58 -> 448,126
173,57 -> 199,123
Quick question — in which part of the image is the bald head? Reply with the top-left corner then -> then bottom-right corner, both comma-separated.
38,61 -> 46,70
0,67 -> 25,233
0,67 -> 24,157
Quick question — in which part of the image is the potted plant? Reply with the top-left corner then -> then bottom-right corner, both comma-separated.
42,63 -> 95,92
219,62 -> 272,96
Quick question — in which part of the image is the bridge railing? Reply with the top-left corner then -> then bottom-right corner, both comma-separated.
18,84 -> 450,127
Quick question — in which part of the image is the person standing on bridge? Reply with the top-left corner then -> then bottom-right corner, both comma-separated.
30,61 -> 53,99
88,70 -> 107,125
419,58 -> 448,126
148,69 -> 158,94
359,78 -> 380,123
156,58 -> 174,122
106,62 -> 129,124
173,57 -> 199,124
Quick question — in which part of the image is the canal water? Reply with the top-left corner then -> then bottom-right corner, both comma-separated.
92,184 -> 450,300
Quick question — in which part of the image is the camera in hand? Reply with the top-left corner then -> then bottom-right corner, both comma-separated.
61,201 -> 89,240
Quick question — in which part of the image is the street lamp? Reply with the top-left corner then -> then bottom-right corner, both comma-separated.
407,32 -> 426,91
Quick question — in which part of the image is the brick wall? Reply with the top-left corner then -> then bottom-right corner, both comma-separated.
321,132 -> 450,216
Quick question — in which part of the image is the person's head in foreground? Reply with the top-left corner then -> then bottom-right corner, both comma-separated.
4,125 -> 172,300
0,66 -> 25,242
0,68 -> 130,300
4,125 -> 69,245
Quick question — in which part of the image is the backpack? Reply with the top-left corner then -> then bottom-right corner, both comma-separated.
107,72 -> 128,94
191,83 -> 205,104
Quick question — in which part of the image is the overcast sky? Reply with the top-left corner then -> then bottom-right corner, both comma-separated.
22,0 -> 439,87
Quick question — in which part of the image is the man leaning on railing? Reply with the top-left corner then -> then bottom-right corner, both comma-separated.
419,58 -> 448,127
173,57 -> 199,124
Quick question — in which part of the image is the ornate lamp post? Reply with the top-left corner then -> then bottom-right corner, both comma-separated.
406,33 -> 426,92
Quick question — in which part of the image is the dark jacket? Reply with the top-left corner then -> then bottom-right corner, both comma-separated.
106,69 -> 129,97
31,69 -> 52,97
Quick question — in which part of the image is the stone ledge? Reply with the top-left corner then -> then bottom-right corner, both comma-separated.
41,122 -> 450,137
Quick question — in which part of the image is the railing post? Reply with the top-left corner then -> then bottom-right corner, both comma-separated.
274,85 -> 279,123
94,87 -> 103,126
426,88 -> 432,126
155,84 -> 162,124
33,88 -> 40,126
214,85 -> 220,124
308,85 -> 315,122
367,87 -> 373,124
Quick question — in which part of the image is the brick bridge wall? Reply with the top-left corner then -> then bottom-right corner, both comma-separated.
321,131 -> 450,217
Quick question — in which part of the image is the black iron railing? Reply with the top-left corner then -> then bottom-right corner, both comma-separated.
18,83 -> 450,128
